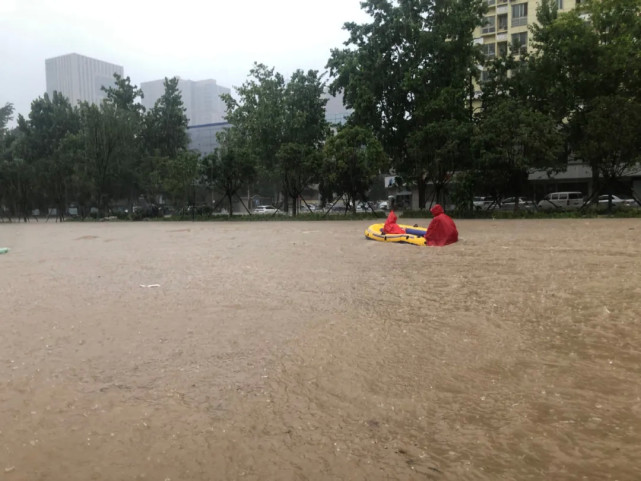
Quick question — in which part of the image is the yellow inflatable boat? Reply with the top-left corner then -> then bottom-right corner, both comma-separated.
364,223 -> 428,246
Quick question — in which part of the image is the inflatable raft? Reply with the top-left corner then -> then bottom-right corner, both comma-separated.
364,223 -> 428,246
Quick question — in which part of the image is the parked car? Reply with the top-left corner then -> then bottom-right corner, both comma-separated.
253,205 -> 278,215
595,194 -> 636,208
378,201 -> 389,210
299,204 -> 317,213
497,197 -> 535,211
537,192 -> 584,211
473,197 -> 487,210
473,197 -> 500,211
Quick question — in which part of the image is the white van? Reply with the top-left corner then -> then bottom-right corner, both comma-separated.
537,192 -> 585,211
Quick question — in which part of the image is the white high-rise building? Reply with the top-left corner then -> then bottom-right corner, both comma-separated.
45,53 -> 124,106
140,78 -> 230,126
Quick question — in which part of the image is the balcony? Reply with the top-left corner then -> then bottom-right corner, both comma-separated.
481,16 -> 496,35
512,16 -> 527,27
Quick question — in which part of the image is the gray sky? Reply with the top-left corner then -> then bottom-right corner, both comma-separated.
1,0 -> 369,125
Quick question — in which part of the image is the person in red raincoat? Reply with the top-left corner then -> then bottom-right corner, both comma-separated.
424,204 -> 458,246
382,210 -> 406,234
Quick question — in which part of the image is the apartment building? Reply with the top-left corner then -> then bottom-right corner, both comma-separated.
474,0 -> 578,90
45,53 -> 124,106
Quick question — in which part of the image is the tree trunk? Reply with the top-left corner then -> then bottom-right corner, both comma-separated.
417,174 -> 427,210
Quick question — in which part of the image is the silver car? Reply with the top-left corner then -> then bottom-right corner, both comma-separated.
253,205 -> 278,215
497,197 -> 535,211
596,195 -> 635,208
537,192 -> 584,211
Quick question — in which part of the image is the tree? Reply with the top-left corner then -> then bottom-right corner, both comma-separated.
327,0 -> 486,209
161,150 -> 201,211
473,97 -> 563,206
102,74 -> 146,208
277,143 -> 323,214
0,103 -> 13,139
577,95 -> 641,209
222,64 -> 285,181
102,74 -> 146,116
143,77 -> 189,158
11,93 -> 81,220
222,64 -> 328,214
79,101 -> 136,216
321,125 -> 387,213
202,128 -> 256,216
0,104 -> 15,205
279,69 -> 329,214
529,0 -> 641,201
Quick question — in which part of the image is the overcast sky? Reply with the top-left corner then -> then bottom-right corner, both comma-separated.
1,0 -> 369,125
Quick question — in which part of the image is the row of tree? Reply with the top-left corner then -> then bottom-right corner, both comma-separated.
2,0 -> 640,220
0,76 -> 192,220
0,66 -> 387,220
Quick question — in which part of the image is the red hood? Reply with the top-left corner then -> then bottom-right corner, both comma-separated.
430,204 -> 444,216
382,210 -> 406,234
385,210 -> 398,225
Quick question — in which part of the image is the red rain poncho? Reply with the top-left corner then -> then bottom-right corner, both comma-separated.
382,210 -> 406,234
424,204 -> 458,246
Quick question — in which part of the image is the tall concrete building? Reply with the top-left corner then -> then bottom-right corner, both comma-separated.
140,78 -> 230,126
45,53 -> 124,106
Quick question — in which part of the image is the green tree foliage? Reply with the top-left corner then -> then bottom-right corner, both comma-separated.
321,126 -> 387,212
279,69 -> 329,213
277,143 -> 324,215
102,74 -> 146,208
222,64 -> 328,214
143,77 -> 189,158
529,0 -> 641,201
0,103 -> 13,138
473,97 -> 563,205
202,128 -> 256,216
327,0 -> 486,209
0,103 -> 15,189
161,150 -> 201,210
11,93 -> 81,220
102,74 -> 146,116
222,64 -> 286,179
79,101 -> 137,215
577,95 -> 641,208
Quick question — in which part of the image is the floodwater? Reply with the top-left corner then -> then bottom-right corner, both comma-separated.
1,219 -> 640,480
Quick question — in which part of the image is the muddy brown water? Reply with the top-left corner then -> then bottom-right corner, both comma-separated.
1,219 -> 640,480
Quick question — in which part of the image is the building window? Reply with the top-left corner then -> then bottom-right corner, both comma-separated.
487,0 -> 496,6
480,70 -> 491,83
482,16 -> 496,34
482,43 -> 496,58
512,3 -> 528,27
557,0 -> 563,8
512,32 -> 528,53
497,41 -> 508,57
498,14 -> 508,31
